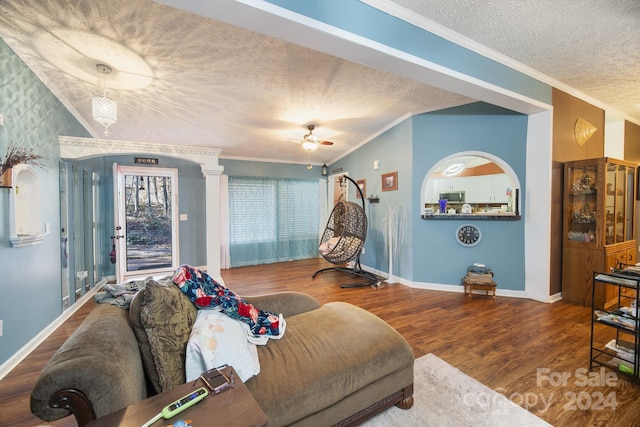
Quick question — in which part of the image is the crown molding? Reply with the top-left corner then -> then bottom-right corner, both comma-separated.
59,136 -> 222,168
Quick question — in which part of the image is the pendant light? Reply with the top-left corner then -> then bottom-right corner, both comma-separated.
92,63 -> 117,136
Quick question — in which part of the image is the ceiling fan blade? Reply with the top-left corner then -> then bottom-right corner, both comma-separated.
285,138 -> 302,144
319,140 -> 334,146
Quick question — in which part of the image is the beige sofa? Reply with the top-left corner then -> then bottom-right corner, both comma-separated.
31,279 -> 414,426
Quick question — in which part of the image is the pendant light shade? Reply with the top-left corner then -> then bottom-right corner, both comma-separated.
92,95 -> 117,134
92,64 -> 117,136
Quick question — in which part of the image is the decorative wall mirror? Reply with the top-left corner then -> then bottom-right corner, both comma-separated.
10,164 -> 48,247
421,151 -> 521,218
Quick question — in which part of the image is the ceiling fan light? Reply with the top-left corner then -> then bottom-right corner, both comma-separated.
302,141 -> 317,150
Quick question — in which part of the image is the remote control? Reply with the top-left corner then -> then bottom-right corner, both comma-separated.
161,387 -> 209,419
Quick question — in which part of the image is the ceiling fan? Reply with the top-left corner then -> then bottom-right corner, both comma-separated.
286,124 -> 334,169
288,124 -> 334,150
283,124 -> 335,169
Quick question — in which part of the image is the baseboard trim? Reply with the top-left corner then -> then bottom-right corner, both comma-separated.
547,292 -> 563,303
0,280 -> 104,381
363,264 -> 543,300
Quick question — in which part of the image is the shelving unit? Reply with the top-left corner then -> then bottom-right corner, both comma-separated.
562,158 -> 637,307
591,270 -> 639,381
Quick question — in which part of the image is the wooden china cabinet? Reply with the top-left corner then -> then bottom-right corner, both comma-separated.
562,158 -> 637,307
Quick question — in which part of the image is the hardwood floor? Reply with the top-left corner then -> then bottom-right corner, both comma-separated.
2,258 -> 639,426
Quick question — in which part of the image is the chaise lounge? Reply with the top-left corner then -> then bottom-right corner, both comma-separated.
31,277 -> 414,426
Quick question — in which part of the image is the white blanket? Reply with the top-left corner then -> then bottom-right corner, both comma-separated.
185,309 -> 261,383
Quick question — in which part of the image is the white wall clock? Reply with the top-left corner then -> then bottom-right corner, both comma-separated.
456,224 -> 481,247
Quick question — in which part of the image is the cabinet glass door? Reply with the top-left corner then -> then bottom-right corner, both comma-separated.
614,165 -> 626,244
626,166 -> 635,241
605,164 -> 616,245
567,164 -> 598,244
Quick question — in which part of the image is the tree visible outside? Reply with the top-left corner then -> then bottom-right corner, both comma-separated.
124,174 -> 172,271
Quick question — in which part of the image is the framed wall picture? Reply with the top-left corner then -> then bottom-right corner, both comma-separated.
356,179 -> 366,199
381,171 -> 398,191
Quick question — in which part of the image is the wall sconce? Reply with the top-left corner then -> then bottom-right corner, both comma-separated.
321,164 -> 328,176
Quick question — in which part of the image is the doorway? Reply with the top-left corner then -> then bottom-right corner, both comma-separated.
328,172 -> 349,206
114,164 -> 179,283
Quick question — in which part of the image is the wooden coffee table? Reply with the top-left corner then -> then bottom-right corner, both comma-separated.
87,366 -> 267,427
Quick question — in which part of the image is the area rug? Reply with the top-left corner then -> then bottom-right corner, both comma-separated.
362,353 -> 552,427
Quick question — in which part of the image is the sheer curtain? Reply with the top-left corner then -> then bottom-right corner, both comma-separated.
228,176 -> 320,267
219,174 -> 231,269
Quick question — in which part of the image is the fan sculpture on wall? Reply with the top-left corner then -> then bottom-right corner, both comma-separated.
574,117 -> 597,146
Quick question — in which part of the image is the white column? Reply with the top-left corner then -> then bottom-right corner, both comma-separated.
202,164 -> 224,282
525,110 -> 553,302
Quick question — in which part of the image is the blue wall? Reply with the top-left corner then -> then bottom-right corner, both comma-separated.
328,103 -> 528,290
412,103 -> 528,289
330,119 -> 414,277
0,39 -> 90,366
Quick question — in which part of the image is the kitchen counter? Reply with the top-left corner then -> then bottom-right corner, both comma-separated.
421,213 -> 521,221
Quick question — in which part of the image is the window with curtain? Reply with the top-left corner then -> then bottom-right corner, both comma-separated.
228,176 -> 320,267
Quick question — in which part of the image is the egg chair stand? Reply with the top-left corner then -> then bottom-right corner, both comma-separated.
313,175 -> 379,288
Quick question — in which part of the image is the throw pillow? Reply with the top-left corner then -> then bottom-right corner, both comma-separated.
129,277 -> 198,393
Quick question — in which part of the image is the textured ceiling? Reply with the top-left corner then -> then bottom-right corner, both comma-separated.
377,0 -> 640,121
0,0 -> 471,166
0,0 -> 638,167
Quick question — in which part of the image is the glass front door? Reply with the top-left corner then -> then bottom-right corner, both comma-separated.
114,164 -> 179,283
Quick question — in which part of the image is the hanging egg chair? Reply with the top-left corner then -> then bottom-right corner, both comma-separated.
313,175 -> 379,288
